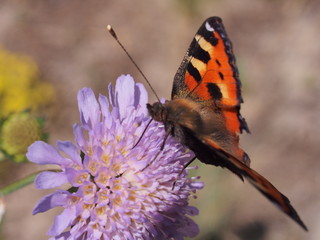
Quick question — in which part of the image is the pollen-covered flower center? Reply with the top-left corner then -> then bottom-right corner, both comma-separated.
70,127 -> 176,230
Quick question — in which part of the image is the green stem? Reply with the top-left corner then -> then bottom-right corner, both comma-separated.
0,169 -> 61,196
0,172 -> 38,196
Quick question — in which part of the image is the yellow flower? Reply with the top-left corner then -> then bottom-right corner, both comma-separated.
0,48 -> 54,117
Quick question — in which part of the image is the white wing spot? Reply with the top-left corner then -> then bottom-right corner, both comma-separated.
205,22 -> 215,32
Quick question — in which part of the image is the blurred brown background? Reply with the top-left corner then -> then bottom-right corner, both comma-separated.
0,0 -> 319,239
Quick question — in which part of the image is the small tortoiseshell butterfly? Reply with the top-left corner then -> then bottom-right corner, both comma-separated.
147,16 -> 307,230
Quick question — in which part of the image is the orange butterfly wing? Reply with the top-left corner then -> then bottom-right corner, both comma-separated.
172,17 -> 249,163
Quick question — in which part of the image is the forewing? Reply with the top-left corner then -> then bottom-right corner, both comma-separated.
172,17 -> 249,135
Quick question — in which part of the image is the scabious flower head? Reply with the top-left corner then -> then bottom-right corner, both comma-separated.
27,75 -> 204,240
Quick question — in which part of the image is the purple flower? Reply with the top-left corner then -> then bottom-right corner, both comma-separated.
27,75 -> 204,240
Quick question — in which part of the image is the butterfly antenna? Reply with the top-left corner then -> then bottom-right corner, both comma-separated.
107,25 -> 161,102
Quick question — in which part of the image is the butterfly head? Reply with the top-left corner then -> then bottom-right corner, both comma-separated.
147,102 -> 167,122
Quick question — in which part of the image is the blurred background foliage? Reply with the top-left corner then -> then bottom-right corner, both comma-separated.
0,46 -> 53,239
0,0 -> 319,239
0,48 -> 53,162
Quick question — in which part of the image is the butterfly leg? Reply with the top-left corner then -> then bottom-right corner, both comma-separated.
172,155 -> 197,190
160,125 -> 172,150
132,118 -> 153,149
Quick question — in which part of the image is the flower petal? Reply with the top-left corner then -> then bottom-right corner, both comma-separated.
48,207 -> 76,236
178,217 -> 199,238
73,124 -> 87,149
98,94 -> 110,121
49,231 -> 70,240
108,81 -> 116,108
57,141 -> 81,165
115,75 -> 135,119
34,171 -> 68,189
65,168 -> 90,187
26,141 -> 67,166
33,191 -> 69,214
134,82 -> 148,115
78,88 -> 100,128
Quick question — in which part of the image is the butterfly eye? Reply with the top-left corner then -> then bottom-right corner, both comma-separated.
146,103 -> 153,114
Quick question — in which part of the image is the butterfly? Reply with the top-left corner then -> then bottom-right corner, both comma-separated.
147,16 -> 307,230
